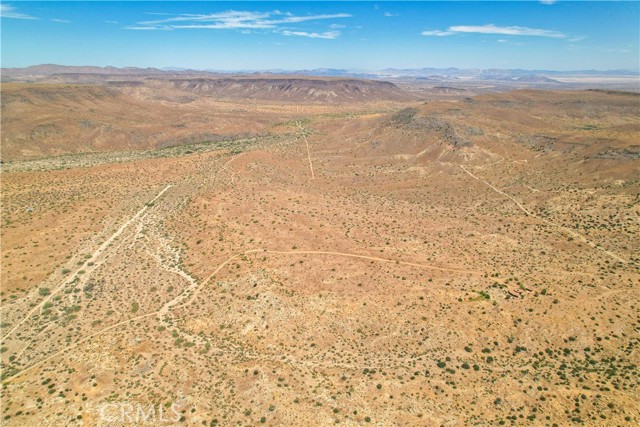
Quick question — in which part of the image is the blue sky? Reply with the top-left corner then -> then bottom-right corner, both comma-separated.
1,1 -> 638,71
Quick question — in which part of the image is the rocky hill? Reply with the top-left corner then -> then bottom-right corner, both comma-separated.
162,77 -> 411,103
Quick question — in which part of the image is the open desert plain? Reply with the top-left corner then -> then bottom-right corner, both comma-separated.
1,72 -> 639,427
1,1 -> 640,426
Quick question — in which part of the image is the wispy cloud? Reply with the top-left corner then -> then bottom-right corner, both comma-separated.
497,39 -> 524,46
422,24 -> 567,39
137,11 -> 271,28
50,18 -> 70,23
127,10 -> 351,34
124,26 -> 170,31
281,30 -> 340,39
384,12 -> 399,17
539,0 -> 557,5
421,30 -> 455,37
0,4 -> 37,20
451,24 -> 566,38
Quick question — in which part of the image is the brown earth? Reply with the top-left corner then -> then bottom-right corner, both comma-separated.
1,79 -> 409,160
0,86 -> 638,427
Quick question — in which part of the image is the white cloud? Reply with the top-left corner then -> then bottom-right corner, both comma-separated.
138,11 -> 270,28
421,30 -> 455,37
496,39 -> 524,46
539,0 -> 557,5
281,30 -> 340,39
0,4 -> 37,19
450,24 -> 566,38
422,24 -> 567,39
50,18 -> 70,23
170,23 -> 272,30
384,12 -> 399,17
124,26 -> 171,31
277,13 -> 351,24
130,10 -> 351,31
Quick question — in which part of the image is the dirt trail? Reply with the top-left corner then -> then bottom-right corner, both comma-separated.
14,324 -> 52,360
459,165 -> 628,264
171,248 -> 481,314
5,312 -> 158,382
1,184 -> 174,342
179,250 -> 261,309
297,121 -> 316,179
263,249 -> 481,274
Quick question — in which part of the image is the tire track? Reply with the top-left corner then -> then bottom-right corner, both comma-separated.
459,165 -> 628,264
1,184 -> 174,342
297,121 -> 316,179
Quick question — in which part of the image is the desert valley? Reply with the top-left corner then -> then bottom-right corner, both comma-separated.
0,64 -> 638,427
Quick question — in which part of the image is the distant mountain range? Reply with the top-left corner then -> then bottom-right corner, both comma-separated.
2,64 -> 637,82
376,67 -> 638,78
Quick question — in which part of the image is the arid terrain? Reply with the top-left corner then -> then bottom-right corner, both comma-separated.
1,75 -> 639,427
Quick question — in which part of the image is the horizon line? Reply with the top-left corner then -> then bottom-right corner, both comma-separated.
3,63 -> 639,74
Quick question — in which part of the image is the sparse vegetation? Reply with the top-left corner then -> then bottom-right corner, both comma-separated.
1,79 -> 637,427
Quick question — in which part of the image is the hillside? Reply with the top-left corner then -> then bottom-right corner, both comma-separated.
162,77 -> 411,102
0,83 -> 269,160
0,79 -> 409,160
